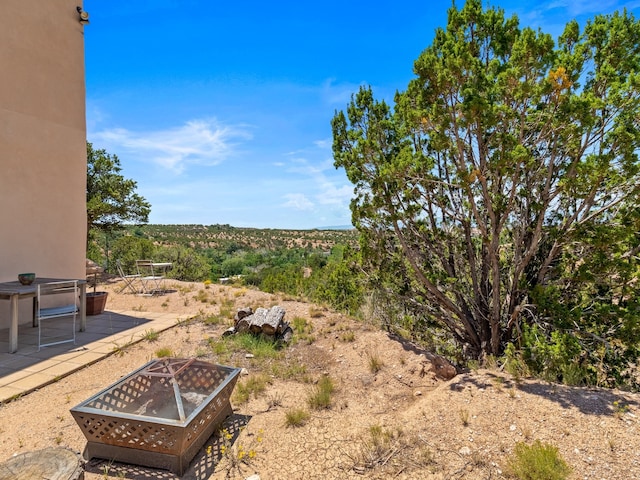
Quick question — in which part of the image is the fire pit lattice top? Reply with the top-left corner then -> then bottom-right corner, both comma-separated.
79,358 -> 238,422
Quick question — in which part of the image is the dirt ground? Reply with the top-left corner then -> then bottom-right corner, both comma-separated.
0,278 -> 639,479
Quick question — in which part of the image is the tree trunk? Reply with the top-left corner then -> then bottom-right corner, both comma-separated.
0,447 -> 84,480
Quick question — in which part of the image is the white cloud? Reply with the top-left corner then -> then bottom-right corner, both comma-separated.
282,193 -> 314,210
93,119 -> 252,173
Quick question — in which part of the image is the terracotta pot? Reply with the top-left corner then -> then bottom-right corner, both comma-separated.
86,291 -> 108,315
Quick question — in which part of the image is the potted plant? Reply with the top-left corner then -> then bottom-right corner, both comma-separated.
86,260 -> 108,315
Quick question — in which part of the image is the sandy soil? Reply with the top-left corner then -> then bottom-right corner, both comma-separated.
0,278 -> 639,479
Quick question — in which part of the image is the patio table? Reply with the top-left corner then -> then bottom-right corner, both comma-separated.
0,277 -> 86,353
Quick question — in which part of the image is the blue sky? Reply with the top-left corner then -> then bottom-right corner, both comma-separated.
84,0 -> 640,229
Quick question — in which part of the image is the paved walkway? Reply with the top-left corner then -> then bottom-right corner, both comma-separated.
0,309 -> 187,402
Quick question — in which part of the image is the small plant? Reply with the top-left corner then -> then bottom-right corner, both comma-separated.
233,374 -> 270,405
308,306 -> 324,318
467,359 -> 480,372
367,351 -> 384,374
284,407 -> 310,427
340,330 -> 355,342
269,359 -> 308,381
459,408 -> 470,427
292,316 -> 314,334
195,347 -> 209,357
612,400 -> 629,419
492,376 -> 505,392
111,335 -> 135,356
208,338 -> 231,358
506,440 -> 571,480
143,329 -> 159,341
202,313 -> 225,325
155,347 -> 173,358
307,375 -> 334,410
213,427 -> 263,476
266,391 -> 284,410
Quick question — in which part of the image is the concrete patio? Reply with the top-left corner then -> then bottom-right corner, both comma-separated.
0,309 -> 187,403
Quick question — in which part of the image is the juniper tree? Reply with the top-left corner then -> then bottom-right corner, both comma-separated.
332,0 -> 640,362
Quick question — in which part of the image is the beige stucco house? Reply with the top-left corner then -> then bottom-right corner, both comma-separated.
0,0 -> 88,326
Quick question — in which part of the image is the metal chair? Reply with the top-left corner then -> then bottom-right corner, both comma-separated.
135,260 -> 165,295
36,280 -> 79,350
116,260 -> 142,294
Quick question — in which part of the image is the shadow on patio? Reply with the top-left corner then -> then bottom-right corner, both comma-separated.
0,309 -> 186,402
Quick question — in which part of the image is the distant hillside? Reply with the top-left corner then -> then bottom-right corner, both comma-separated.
127,224 -> 358,251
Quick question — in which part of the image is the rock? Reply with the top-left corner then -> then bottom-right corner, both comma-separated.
459,446 -> 472,456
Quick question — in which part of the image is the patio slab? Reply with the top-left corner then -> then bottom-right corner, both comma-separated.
0,309 -> 186,403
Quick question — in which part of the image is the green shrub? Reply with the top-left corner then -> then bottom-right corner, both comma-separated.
506,440 -> 571,480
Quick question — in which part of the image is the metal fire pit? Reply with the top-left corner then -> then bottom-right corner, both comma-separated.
70,358 -> 240,475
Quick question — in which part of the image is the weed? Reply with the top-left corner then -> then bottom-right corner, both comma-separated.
367,351 -> 384,374
506,440 -> 571,480
55,434 -> 63,445
155,347 -> 173,358
459,409 -> 470,427
485,355 -> 498,369
195,289 -> 210,303
228,333 -> 282,360
292,316 -> 313,334
132,304 -> 146,312
143,329 -> 159,341
266,391 -> 284,410
308,306 -> 324,318
202,313 -> 225,325
340,330 -> 355,342
492,376 -> 505,392
307,375 -> 334,410
284,407 -> 310,427
208,338 -> 231,358
612,400 -> 629,419
111,335 -> 135,356
233,374 -> 270,405
213,427 -> 263,476
269,360 -> 308,381
350,424 -> 404,472
195,347 -> 209,357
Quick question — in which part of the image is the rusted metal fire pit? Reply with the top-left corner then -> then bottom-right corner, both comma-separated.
70,358 -> 240,475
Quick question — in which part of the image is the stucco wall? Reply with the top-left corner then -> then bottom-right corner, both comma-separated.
0,0 -> 87,326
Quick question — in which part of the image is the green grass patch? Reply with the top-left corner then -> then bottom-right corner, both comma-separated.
307,375 -> 335,410
227,333 -> 283,360
284,408 -> 310,427
506,440 -> 571,480
233,374 -> 270,405
155,347 -> 173,358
